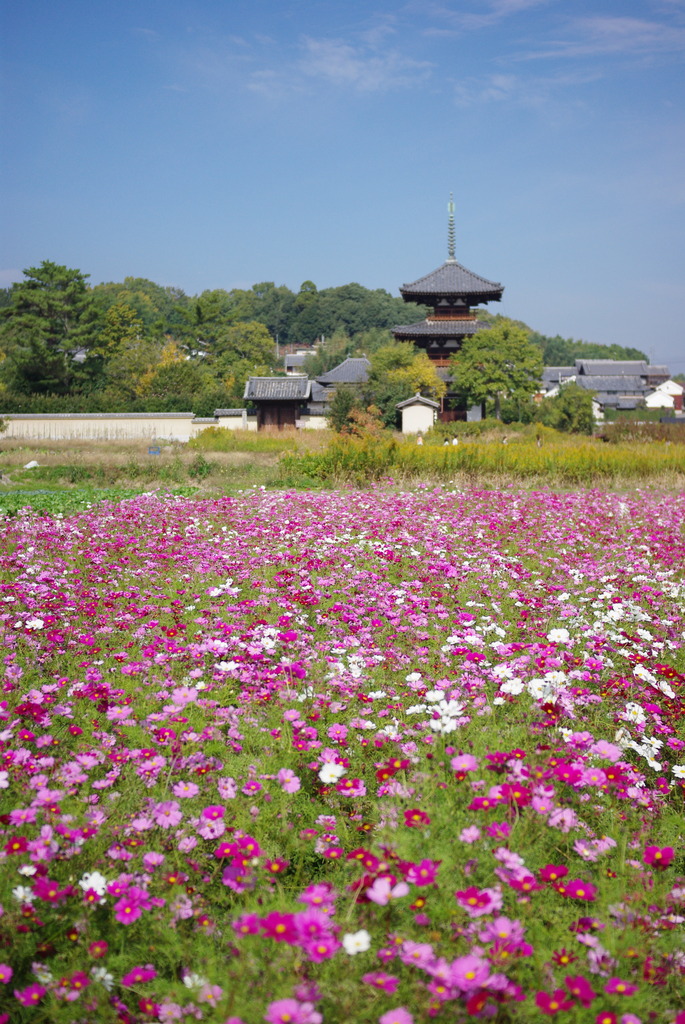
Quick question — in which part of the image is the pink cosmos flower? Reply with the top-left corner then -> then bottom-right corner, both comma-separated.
604,978 -> 638,996
293,908 -> 334,944
303,935 -> 340,962
14,983 -> 46,1006
478,917 -> 525,944
362,972 -> 400,993
455,886 -> 502,917
404,808 -> 430,827
379,1009 -> 413,1024
202,804 -> 225,820
564,974 -> 597,1006
561,879 -> 598,901
113,887 -> 151,924
643,846 -> 674,869
450,954 -> 490,991
451,753 -> 478,772
539,864 -> 568,884
277,768 -> 301,793
366,877 -> 409,905
172,780 -> 199,798
335,777 -> 366,797
535,989 -> 575,1014
198,984 -> 223,1005
151,801 -> 183,828
0,965 -> 12,984
264,998 -> 322,1024
232,913 -> 261,936
405,859 -> 440,886
298,882 -> 336,910
399,940 -> 435,969
260,912 -> 297,942
121,965 -> 157,986
459,826 -> 481,843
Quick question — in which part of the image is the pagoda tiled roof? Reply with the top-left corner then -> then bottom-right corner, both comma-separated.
316,358 -> 370,385
392,319 -> 491,337
244,376 -> 311,401
400,260 -> 503,301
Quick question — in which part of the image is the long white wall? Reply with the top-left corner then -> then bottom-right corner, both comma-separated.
1,413 -> 209,442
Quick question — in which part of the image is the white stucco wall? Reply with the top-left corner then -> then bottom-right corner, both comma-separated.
401,405 -> 437,435
644,392 -> 675,409
296,416 -> 328,430
214,412 -> 248,430
0,413 -> 203,442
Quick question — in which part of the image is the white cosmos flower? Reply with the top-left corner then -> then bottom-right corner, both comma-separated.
500,678 -> 524,695
12,885 -> 34,903
671,764 -> 685,779
183,972 -> 208,989
79,871 -> 108,895
547,628 -> 571,643
342,930 -> 371,955
318,762 -> 346,784
91,966 -> 114,990
425,689 -> 445,702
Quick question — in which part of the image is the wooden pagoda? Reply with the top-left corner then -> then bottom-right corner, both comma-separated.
392,196 -> 503,368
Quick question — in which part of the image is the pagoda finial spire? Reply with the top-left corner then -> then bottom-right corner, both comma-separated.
447,193 -> 456,261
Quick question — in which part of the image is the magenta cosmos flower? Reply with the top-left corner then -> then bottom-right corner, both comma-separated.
535,989 -> 575,1014
643,845 -> 674,869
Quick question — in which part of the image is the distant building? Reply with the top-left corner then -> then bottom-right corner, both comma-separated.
396,393 -> 440,435
243,376 -> 311,429
244,358 -> 371,430
540,360 -> 676,417
284,353 -> 307,375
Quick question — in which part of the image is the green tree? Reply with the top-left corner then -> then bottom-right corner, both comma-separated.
531,332 -> 648,365
537,382 -> 595,434
327,385 -> 363,433
0,261 -> 101,394
363,341 -> 446,427
209,320 -> 275,367
450,319 -> 544,420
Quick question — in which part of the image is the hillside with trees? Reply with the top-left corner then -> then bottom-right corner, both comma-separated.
0,261 -> 650,416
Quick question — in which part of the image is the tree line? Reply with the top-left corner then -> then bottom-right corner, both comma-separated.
0,260 -> 648,419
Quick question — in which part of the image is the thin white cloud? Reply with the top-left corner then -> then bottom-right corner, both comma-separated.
519,16 -> 685,59
418,0 -> 550,34
453,67 -> 601,107
298,36 -> 433,92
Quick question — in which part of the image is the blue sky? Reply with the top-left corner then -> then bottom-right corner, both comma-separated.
2,0 -> 684,370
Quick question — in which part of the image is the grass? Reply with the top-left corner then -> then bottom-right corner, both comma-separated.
279,433 -> 685,489
1,427 -> 684,516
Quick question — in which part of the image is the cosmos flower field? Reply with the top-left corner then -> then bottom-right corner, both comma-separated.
1,487 -> 684,1024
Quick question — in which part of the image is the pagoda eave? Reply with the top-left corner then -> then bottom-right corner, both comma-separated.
392,319 -> 492,339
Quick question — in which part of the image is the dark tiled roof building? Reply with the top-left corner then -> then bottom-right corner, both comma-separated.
243,376 -> 311,429
316,358 -> 371,385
